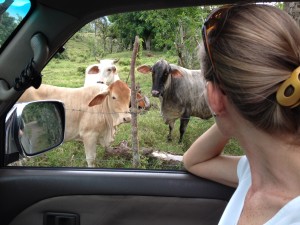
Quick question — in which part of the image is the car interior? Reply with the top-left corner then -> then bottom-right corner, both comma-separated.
0,0 -> 290,224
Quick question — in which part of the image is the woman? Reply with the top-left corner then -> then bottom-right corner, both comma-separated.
183,3 -> 300,225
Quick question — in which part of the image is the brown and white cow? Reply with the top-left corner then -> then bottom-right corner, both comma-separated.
85,59 -> 151,111
84,59 -> 120,86
18,80 -> 131,167
137,59 -> 212,143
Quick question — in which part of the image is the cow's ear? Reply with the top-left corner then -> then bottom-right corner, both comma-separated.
88,65 -> 100,75
136,65 -> 152,74
88,91 -> 109,107
170,69 -> 183,78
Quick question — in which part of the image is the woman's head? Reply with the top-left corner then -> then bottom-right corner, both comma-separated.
200,3 -> 300,135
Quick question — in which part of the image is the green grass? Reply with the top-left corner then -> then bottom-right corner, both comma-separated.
22,35 -> 243,169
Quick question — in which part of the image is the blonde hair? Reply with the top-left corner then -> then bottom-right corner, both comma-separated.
201,4 -> 300,135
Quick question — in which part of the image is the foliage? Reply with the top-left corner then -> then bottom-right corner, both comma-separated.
276,2 -> 284,10
108,7 -> 207,52
0,12 -> 17,46
22,102 -> 63,149
106,7 -> 212,68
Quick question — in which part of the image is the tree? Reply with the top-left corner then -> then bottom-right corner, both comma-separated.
107,7 -> 210,68
0,0 -> 13,21
0,11 -> 17,46
108,7 -> 207,54
80,17 -> 112,58
93,17 -> 110,52
171,7 -> 210,68
283,2 -> 300,27
108,12 -> 150,50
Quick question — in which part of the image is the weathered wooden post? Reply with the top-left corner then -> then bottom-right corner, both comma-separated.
130,35 -> 140,168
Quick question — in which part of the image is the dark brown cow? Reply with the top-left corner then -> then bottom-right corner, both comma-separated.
137,59 -> 212,143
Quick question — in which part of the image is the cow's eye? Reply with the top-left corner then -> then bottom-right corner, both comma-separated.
107,69 -> 112,72
112,96 -> 116,100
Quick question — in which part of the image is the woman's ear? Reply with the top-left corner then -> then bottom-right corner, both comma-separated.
206,81 -> 226,116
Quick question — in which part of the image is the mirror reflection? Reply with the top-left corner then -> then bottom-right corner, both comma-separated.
16,101 -> 65,156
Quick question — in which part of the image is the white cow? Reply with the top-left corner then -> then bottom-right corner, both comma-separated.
84,59 -> 120,86
18,80 -> 131,167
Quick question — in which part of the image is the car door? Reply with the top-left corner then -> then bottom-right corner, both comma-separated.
0,0 -> 239,224
1,168 -> 234,225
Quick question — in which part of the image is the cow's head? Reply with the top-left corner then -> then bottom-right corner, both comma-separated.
85,59 -> 120,86
137,59 -> 183,97
88,80 -> 131,126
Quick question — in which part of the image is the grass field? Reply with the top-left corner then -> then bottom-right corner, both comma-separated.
22,34 -> 243,169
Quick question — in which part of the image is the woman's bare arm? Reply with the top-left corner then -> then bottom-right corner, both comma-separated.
183,123 -> 241,187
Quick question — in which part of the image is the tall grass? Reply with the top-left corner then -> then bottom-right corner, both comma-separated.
22,35 -> 243,169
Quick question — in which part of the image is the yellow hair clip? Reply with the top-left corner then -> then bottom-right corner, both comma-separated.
276,66 -> 300,108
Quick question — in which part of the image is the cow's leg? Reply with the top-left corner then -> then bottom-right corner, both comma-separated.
83,137 -> 97,167
167,120 -> 175,142
179,113 -> 191,143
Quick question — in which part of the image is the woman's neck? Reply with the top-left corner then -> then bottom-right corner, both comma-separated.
237,125 -> 300,197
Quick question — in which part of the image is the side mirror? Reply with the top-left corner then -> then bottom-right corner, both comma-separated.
5,100 -> 65,165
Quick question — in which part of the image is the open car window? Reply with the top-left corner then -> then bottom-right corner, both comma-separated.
11,5 -> 245,170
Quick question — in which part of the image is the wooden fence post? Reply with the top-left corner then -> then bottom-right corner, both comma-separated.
130,36 -> 140,168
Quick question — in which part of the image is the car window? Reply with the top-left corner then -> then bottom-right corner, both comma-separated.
0,0 -> 31,48
12,6 -> 250,169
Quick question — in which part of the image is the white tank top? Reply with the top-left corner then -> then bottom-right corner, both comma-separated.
218,156 -> 300,225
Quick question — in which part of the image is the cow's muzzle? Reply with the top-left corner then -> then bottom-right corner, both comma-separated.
151,90 -> 160,97
123,115 -> 131,123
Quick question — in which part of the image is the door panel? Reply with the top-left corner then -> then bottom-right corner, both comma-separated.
0,168 -> 235,225
10,196 -> 228,225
